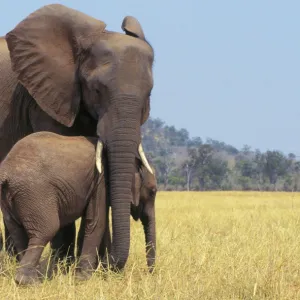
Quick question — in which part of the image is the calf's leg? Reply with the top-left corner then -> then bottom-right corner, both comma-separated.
50,223 -> 76,266
15,237 -> 48,285
2,209 -> 28,261
4,222 -> 18,257
40,223 -> 76,278
75,182 -> 106,281
13,194 -> 60,285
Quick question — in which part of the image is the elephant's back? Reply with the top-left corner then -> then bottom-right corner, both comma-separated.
19,131 -> 96,161
3,132 -> 97,181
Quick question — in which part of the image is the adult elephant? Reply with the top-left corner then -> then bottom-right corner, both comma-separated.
0,4 -> 154,271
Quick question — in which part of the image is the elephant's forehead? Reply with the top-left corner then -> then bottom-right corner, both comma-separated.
96,33 -> 153,58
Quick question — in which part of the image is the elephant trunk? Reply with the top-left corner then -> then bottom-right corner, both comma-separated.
141,201 -> 156,272
95,94 -> 153,271
106,124 -> 139,270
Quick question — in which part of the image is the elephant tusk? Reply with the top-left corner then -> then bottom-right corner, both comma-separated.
138,143 -> 153,175
96,140 -> 103,174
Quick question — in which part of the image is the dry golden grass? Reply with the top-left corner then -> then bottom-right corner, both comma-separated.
0,192 -> 300,299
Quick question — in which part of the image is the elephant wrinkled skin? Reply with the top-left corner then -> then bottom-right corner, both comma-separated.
0,4 -> 154,270
0,132 -> 157,285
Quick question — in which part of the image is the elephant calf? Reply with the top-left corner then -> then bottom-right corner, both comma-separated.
0,132 -> 157,285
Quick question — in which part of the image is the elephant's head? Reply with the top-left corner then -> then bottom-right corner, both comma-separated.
131,160 -> 157,272
5,4 -> 154,270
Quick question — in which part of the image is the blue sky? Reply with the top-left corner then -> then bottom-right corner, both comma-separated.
1,1 -> 299,154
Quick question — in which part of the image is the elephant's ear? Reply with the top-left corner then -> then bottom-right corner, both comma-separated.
121,16 -> 145,40
5,4 -> 106,127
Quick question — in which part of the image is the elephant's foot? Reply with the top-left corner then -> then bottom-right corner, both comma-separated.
147,260 -> 156,274
98,255 -> 110,272
62,255 -> 75,274
75,268 -> 92,281
75,259 -> 94,281
38,253 -> 75,278
56,255 -> 75,276
97,252 -> 122,273
148,265 -> 155,274
38,256 -> 58,280
15,266 -> 41,286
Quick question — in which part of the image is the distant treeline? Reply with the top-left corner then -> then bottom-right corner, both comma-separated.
142,117 -> 300,191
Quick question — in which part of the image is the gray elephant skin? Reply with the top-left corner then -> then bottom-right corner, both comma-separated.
0,131 -> 157,285
0,3 -> 154,270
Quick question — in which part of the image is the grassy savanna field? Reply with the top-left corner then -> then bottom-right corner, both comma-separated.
0,192 -> 300,299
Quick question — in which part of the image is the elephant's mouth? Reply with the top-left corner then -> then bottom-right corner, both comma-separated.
95,139 -> 153,176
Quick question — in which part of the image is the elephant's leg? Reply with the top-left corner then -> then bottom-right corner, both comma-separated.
15,237 -> 49,285
141,200 -> 156,273
50,222 -> 76,271
42,223 -> 75,278
2,212 -> 28,262
75,222 -> 105,281
76,217 -> 86,259
4,221 -> 18,257
99,223 -> 111,262
98,208 -> 111,270
15,214 -> 59,286
75,189 -> 106,281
